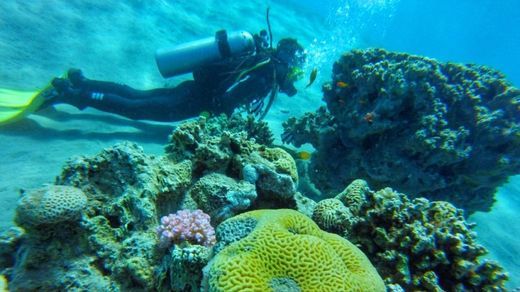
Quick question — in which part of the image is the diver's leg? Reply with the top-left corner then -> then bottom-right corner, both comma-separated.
53,79 -> 208,122
67,68 -> 161,100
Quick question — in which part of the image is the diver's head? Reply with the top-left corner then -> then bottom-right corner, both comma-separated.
275,38 -> 305,68
274,38 -> 305,96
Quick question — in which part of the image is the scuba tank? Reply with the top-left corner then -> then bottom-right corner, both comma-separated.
155,30 -> 255,78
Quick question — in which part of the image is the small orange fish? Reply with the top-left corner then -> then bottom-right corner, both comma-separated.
297,151 -> 312,160
336,81 -> 349,88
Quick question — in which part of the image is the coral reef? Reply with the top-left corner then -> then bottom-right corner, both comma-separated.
0,113 -> 510,291
283,48 -> 520,213
157,209 -> 216,248
203,209 -> 386,292
226,114 -> 275,146
0,227 -> 24,279
257,147 -> 299,182
313,179 -> 508,291
2,116 -> 303,291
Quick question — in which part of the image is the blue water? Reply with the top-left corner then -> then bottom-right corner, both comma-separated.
304,0 -> 520,86
0,0 -> 518,289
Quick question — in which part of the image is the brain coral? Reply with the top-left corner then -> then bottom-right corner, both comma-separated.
15,185 -> 87,227
204,209 -> 385,291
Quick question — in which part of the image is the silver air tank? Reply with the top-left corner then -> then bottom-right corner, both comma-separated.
155,30 -> 255,78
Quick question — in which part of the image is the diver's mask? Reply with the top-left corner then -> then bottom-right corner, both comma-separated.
286,66 -> 304,83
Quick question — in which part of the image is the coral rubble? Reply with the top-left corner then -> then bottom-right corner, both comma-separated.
283,48 -> 520,213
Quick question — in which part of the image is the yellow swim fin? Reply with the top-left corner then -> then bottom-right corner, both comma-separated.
0,85 -> 51,126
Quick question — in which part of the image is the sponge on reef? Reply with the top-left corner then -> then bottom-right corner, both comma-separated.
204,209 -> 385,291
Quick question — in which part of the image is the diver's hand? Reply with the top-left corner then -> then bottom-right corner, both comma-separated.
281,129 -> 295,144
249,98 -> 265,117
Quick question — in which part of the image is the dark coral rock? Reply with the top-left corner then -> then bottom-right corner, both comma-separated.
285,48 -> 520,213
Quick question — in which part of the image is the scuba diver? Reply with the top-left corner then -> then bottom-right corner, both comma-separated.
0,27 -> 305,125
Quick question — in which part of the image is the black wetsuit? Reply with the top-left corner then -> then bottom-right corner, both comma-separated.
66,49 -> 296,122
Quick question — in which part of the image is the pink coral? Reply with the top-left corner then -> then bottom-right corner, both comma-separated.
156,209 -> 216,247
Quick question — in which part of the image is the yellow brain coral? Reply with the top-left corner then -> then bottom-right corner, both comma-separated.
204,209 -> 385,292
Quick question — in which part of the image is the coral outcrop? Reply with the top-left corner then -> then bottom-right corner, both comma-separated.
5,142 -> 195,291
156,244 -> 212,291
313,179 -> 508,291
283,48 -> 520,213
167,115 -> 300,216
3,115 -> 303,291
203,209 -> 385,292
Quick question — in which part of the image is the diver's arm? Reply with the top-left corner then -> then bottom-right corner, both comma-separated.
218,73 -> 272,115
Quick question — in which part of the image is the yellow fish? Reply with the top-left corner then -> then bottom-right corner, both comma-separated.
297,151 -> 312,160
336,81 -> 349,88
305,68 -> 318,88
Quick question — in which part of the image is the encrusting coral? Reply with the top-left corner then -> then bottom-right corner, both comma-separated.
203,209 -> 386,292
283,48 -> 520,213
312,179 -> 509,291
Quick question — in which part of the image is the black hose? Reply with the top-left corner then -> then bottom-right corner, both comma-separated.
266,7 -> 273,48
259,68 -> 278,120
